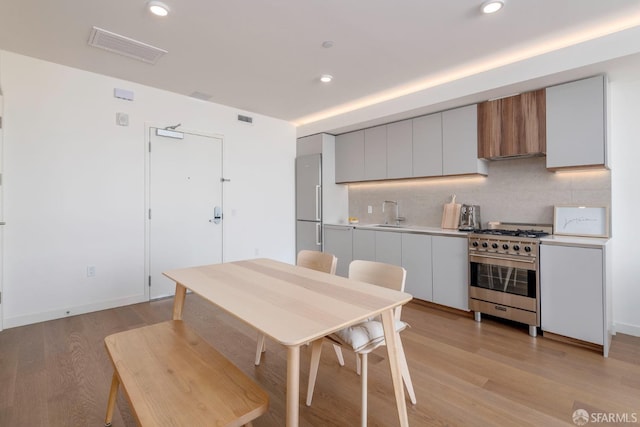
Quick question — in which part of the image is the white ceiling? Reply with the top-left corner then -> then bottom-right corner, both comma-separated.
1,0 -> 640,131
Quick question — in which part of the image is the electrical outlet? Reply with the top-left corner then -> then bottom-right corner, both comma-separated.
368,205 -> 373,214
87,265 -> 96,277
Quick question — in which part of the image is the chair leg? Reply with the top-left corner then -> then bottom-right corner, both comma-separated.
255,333 -> 266,366
360,353 -> 368,427
356,353 -> 362,375
306,339 -> 324,406
104,372 -> 119,427
333,344 -> 345,366
397,334 -> 417,404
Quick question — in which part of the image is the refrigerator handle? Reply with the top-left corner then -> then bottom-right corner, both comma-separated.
315,185 -> 321,221
316,223 -> 322,247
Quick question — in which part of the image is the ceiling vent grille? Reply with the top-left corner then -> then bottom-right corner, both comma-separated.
88,26 -> 168,64
237,114 -> 253,124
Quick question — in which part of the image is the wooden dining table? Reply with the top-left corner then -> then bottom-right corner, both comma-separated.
164,258 -> 413,427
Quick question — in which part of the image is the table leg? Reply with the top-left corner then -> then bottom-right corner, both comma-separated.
172,283 -> 187,320
286,345 -> 301,427
381,309 -> 409,427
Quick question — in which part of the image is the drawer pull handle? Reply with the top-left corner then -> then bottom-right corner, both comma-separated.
494,305 -> 507,312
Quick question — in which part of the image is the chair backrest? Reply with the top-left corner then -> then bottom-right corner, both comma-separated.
297,250 -> 338,275
348,260 -> 407,319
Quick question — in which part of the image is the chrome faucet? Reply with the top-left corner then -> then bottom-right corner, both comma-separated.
382,200 -> 406,225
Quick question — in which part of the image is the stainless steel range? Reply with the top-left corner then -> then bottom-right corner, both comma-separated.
468,223 -> 552,337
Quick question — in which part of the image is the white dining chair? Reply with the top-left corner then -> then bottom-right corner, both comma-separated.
305,259 -> 416,427
254,250 -> 344,366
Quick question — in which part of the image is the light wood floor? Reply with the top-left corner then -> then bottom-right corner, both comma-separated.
1,295 -> 638,426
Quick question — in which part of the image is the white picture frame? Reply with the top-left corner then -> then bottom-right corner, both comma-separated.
553,206 -> 609,238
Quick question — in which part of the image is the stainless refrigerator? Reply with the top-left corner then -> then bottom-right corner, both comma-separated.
296,154 -> 322,252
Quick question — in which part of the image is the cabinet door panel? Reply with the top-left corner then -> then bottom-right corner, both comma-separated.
477,100 -> 501,159
387,120 -> 413,179
540,245 -> 603,344
443,105 -> 487,176
364,125 -> 387,180
402,233 -> 433,301
323,226 -> 353,278
375,231 -> 402,266
335,130 -> 364,183
353,229 -> 376,262
432,235 -> 468,311
546,75 -> 605,169
413,113 -> 443,177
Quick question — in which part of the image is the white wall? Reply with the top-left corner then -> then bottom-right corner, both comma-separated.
610,78 -> 640,337
0,51 -> 296,328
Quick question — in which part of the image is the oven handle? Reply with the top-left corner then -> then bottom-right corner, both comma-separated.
471,254 -> 535,263
469,253 -> 536,270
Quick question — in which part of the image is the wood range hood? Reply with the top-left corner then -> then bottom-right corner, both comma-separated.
477,89 -> 546,160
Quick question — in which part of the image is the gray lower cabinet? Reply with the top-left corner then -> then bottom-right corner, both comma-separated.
353,229 -> 376,262
546,75 -> 607,170
375,231 -> 402,266
323,225 -> 353,277
335,130 -> 364,183
432,235 -> 469,311
353,229 -> 403,265
401,233 -> 433,301
540,243 -> 611,355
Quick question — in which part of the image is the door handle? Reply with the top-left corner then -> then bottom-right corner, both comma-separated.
315,185 -> 321,221
316,222 -> 322,246
210,206 -> 222,224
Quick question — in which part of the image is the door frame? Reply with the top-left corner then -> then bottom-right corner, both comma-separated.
144,122 -> 225,301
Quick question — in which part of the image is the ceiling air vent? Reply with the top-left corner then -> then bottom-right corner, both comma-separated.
237,114 -> 253,124
88,26 -> 168,64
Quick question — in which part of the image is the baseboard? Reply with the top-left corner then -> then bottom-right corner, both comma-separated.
4,294 -> 148,329
614,322 -> 640,337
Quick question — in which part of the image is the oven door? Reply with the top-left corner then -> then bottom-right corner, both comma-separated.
469,254 -> 537,298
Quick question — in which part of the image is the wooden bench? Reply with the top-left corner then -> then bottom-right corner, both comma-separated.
104,320 -> 269,427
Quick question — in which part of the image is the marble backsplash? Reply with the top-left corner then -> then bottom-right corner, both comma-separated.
347,157 -> 611,230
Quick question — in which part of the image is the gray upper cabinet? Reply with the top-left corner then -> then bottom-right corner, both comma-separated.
546,75 -> 607,170
386,119 -> 413,179
364,125 -> 387,180
412,113 -> 443,177
334,104 -> 487,183
335,130 -> 364,183
442,105 -> 488,176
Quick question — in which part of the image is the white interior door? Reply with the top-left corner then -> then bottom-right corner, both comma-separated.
148,127 -> 223,299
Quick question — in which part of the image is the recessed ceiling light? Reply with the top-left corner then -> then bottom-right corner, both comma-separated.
320,74 -> 333,83
322,41 -> 334,49
148,1 -> 170,17
481,0 -> 504,14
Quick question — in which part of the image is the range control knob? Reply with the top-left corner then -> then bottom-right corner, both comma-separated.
513,244 -> 520,251
491,243 -> 498,249
524,246 -> 532,252
482,242 -> 488,248
502,244 -> 509,250
472,241 -> 479,247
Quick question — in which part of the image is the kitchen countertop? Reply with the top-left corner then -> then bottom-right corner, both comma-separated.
540,234 -> 609,248
324,223 -> 470,237
325,223 -> 610,247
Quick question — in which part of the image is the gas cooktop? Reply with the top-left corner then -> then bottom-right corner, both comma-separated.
472,229 -> 550,238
